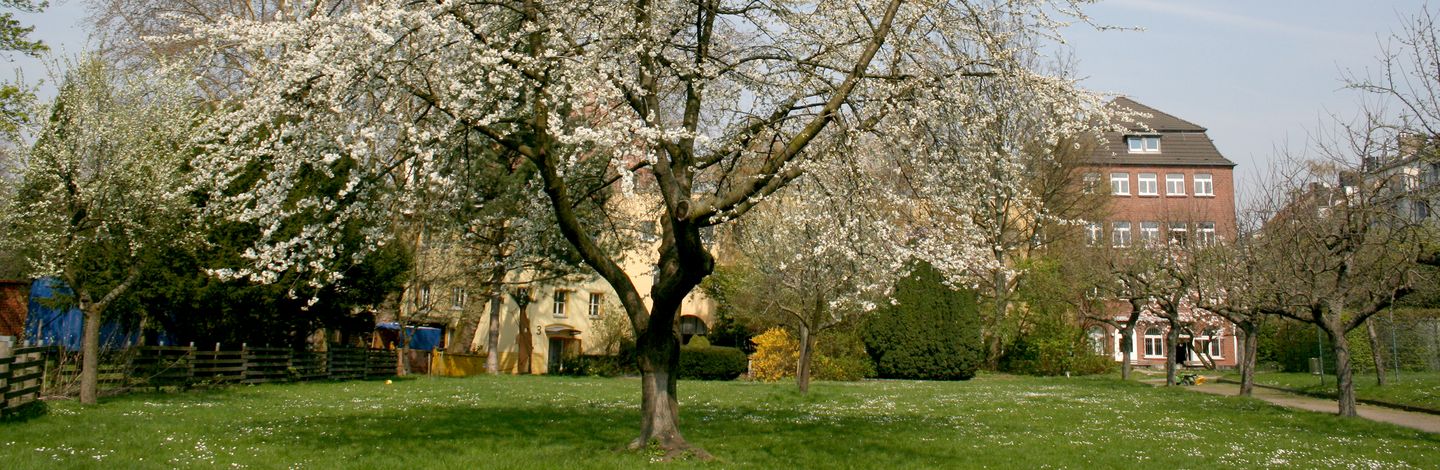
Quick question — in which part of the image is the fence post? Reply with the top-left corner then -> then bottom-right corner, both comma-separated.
0,350 -> 11,415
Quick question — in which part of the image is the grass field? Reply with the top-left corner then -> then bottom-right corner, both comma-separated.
2,374 -> 1437,469
1232,371 -> 1440,411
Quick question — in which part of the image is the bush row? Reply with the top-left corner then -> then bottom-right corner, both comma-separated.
555,343 -> 749,381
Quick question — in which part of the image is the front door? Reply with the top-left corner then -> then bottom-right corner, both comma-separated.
1175,343 -> 1190,365
548,338 -> 564,373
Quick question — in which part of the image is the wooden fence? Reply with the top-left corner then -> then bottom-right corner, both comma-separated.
0,346 -> 48,416
0,344 -> 402,404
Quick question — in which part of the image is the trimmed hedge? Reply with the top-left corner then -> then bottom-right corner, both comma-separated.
861,261 -> 982,380
679,345 -> 747,380
556,354 -> 638,377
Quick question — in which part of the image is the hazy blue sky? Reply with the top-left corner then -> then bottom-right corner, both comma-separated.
1063,0 -> 1430,202
4,0 -> 1434,203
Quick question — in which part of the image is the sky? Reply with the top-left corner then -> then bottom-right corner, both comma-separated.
1061,0 -> 1432,204
3,0 -> 1435,204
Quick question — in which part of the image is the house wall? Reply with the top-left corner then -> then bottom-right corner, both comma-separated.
1084,100 -> 1242,369
1100,165 -> 1239,241
0,280 -> 27,343
399,193 -> 720,375
471,273 -> 716,375
1093,320 -> 1240,369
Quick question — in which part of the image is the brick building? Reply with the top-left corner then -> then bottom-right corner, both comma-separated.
1084,97 -> 1240,369
0,280 -> 28,349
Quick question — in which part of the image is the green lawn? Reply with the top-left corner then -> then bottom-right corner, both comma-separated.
1232,371 -> 1440,411
1,374 -> 1436,469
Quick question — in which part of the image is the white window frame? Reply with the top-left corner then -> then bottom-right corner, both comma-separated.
1137,173 -> 1158,196
552,290 -> 568,318
451,287 -> 466,310
1111,221 -> 1132,248
1143,328 -> 1165,358
1139,221 -> 1160,244
1083,173 -> 1100,194
639,221 -> 658,242
1197,222 -> 1217,245
1198,329 -> 1224,358
1087,327 -> 1106,355
1166,173 -> 1186,196
1127,136 -> 1161,153
1168,222 -> 1188,245
1085,222 -> 1103,246
1194,173 -> 1214,196
588,292 -> 603,318
1110,173 -> 1130,196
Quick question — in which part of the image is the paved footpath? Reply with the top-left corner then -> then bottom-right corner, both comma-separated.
1175,380 -> 1440,434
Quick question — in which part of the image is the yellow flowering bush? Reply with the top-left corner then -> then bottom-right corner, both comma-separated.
749,327 -> 798,382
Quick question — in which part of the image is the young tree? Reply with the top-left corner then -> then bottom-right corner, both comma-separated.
438,144 -> 617,372
0,58 -> 198,404
180,0 -> 1104,454
718,161 -> 903,393
1183,211 -> 1269,396
959,110 -> 1107,367
1248,139 -> 1426,416
1342,4 -> 1440,387
1082,243 -> 1166,382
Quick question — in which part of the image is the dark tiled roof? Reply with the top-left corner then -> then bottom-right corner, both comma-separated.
1110,97 -> 1207,132
1088,97 -> 1236,168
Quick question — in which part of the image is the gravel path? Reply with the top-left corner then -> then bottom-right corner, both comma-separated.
1172,379 -> 1440,434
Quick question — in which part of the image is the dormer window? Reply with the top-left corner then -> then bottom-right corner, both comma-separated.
1126,135 -> 1161,153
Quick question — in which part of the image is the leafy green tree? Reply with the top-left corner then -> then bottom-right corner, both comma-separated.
0,57 -> 197,404
861,262 -> 982,380
0,0 -> 45,138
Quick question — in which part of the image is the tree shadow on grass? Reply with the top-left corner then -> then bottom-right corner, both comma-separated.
235,399 -> 972,467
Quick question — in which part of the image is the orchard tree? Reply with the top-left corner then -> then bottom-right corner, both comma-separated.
1239,6 -> 1440,416
719,159 -> 905,394
1082,242 -> 1166,382
1249,149 -> 1426,417
180,0 -> 1105,454
952,100 -> 1107,366
0,58 -> 198,404
1183,209 -> 1270,396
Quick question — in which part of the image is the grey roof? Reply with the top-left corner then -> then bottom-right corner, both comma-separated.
1110,97 -> 1207,132
1087,97 -> 1236,168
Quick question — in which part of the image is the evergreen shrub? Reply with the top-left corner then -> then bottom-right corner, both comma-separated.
678,345 -> 747,380
861,261 -> 982,380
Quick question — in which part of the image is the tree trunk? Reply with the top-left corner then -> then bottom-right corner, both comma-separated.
74,270 -> 140,405
986,269 -> 1009,369
448,311 -> 480,354
796,323 -> 815,394
1165,326 -> 1179,386
1366,318 -> 1387,386
1327,324 -> 1359,417
629,310 -> 711,460
1239,324 -> 1259,397
516,303 -> 532,375
397,343 -> 412,376
484,291 -> 504,374
79,306 -> 102,405
1120,329 -> 1132,381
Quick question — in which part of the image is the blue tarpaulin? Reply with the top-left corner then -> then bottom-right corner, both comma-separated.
24,278 -> 137,350
376,322 -> 443,350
